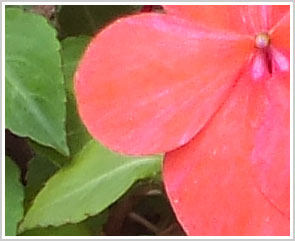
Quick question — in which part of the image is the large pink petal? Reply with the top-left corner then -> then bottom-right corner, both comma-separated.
269,11 -> 290,74
270,6 -> 290,38
163,5 -> 289,35
270,11 -> 290,58
163,69 -> 290,235
251,73 -> 290,218
75,13 -> 253,155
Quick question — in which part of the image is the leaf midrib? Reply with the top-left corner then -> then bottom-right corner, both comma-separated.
30,156 -> 158,212
6,64 -> 66,153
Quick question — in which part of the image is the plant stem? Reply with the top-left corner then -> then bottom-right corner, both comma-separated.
128,212 -> 160,234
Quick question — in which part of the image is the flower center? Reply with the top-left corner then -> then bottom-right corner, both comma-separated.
255,33 -> 270,49
251,32 -> 289,80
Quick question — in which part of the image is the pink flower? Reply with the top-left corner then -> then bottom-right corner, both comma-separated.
75,5 -> 290,235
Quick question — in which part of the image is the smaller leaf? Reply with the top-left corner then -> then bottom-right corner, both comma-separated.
28,141 -> 67,167
20,140 -> 162,232
5,156 -> 24,236
62,36 -> 92,156
58,5 -> 141,38
5,8 -> 68,155
83,210 -> 109,235
29,36 -> 92,166
20,210 -> 108,236
24,155 -> 58,210
61,36 -> 91,95
19,223 -> 91,236
6,5 -> 34,11
65,96 -> 91,156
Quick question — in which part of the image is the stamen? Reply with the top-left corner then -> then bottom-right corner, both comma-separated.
255,33 -> 270,49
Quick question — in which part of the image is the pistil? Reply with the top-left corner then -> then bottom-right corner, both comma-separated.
251,33 -> 273,79
255,33 -> 270,49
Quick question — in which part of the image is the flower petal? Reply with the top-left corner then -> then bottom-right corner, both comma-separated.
269,6 -> 290,33
75,13 -> 252,155
270,11 -> 290,73
251,73 -> 290,218
163,69 -> 290,235
163,5 -> 289,35
270,11 -> 290,53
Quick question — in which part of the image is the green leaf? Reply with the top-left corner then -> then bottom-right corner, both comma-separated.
20,140 -> 162,231
19,223 -> 91,236
28,141 -> 67,167
6,5 -> 34,11
5,8 -> 69,155
24,156 -> 58,210
28,36 -> 92,166
58,5 -> 141,38
62,36 -> 92,156
65,96 -> 91,156
61,36 -> 91,95
5,156 -> 24,236
20,211 -> 108,236
83,210 -> 108,235
61,36 -> 90,156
